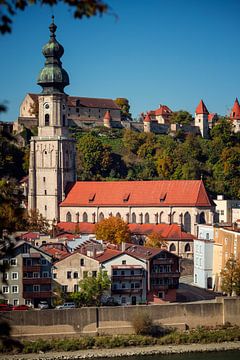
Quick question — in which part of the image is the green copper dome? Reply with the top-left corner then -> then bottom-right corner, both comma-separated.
37,17 -> 69,94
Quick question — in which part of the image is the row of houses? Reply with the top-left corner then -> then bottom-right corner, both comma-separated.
0,239 -> 180,307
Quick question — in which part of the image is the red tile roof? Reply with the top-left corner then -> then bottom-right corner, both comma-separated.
208,113 -> 216,122
230,98 -> 240,120
128,223 -> 195,240
124,244 -> 163,260
61,180 -> 212,207
20,232 -> 40,240
144,113 -> 151,122
41,247 -> 69,260
195,100 -> 209,115
104,110 -> 112,120
57,222 -> 95,234
154,105 -> 172,116
68,96 -> 120,110
95,248 -> 122,263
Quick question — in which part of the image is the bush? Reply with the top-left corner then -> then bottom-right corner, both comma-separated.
131,310 -> 154,335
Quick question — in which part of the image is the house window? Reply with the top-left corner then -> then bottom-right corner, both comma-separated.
131,283 -> 134,289
113,270 -> 117,275
3,273 -> 8,280
33,272 -> 40,278
121,297 -> 126,304
53,273 -> 57,279
62,285 -> 68,293
11,272 -> 18,280
25,299 -> 32,306
43,272 -> 49,278
45,205 -> 47,211
67,271 -> 72,279
74,284 -> 79,292
131,270 -> 134,275
122,283 -> 126,289
11,285 -> 18,294
122,260 -> 126,265
135,283 -> 140,288
92,271 -> 97,277
2,286 -> 9,294
80,259 -> 84,266
73,272 -> 78,279
41,259 -> 47,265
121,270 -> 125,275
10,258 -> 17,266
33,285 -> 40,292
13,299 -> 19,306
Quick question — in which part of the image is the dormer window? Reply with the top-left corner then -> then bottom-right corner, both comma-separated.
123,193 -> 130,202
160,193 -> 167,202
88,193 -> 96,202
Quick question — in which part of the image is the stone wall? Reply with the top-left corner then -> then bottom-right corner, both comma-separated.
3,297 -> 240,339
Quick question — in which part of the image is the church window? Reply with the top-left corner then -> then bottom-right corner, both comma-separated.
66,212 -> 72,222
116,212 -> 121,219
43,177 -> 46,182
45,205 -> 47,210
82,212 -> 88,222
45,114 -> 50,126
99,212 -> 104,221
169,243 -> 176,252
44,190 -> 47,195
145,213 -> 150,223
185,243 -> 191,252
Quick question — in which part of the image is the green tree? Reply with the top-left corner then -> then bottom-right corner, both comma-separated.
0,0 -> 108,34
221,256 -> 240,296
24,209 -> 50,233
95,216 -> 131,244
71,270 -> 111,306
169,110 -> 193,125
115,98 -> 132,121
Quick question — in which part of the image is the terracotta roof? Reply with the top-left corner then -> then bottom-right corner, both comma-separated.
57,233 -> 76,240
68,96 -> 120,110
20,232 -> 40,240
154,105 -> 173,116
104,110 -> 112,120
208,113 -> 216,122
124,244 -> 163,260
144,113 -> 151,122
128,223 -> 195,240
57,222 -> 95,234
230,98 -> 240,120
60,180 -> 212,207
40,247 -> 69,260
195,100 -> 209,115
95,248 -> 122,263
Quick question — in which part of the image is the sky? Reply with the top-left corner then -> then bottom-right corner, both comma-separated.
1,0 -> 240,121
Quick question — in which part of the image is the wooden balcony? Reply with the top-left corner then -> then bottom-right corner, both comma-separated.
23,265 -> 41,272
111,288 -> 143,294
111,275 -> 144,281
22,278 -> 52,285
23,291 -> 52,299
151,272 -> 180,278
152,259 -> 175,265
151,284 -> 178,291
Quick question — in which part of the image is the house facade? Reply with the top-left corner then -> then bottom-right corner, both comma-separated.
0,241 -> 53,307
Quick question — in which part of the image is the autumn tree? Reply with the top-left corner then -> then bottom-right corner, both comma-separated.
95,216 -> 131,244
70,270 -> 110,306
24,209 -> 50,233
145,232 -> 167,248
115,98 -> 132,121
221,256 -> 240,296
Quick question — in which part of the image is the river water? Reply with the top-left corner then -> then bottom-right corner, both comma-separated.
100,352 -> 240,360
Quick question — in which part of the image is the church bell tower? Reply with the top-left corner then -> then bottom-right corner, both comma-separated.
28,17 -> 76,222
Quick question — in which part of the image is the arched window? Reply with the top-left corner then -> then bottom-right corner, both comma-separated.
92,212 -> 96,223
199,212 -> 206,224
185,243 -> 191,252
126,213 -> 129,223
82,212 -> 88,222
75,212 -> 79,223
159,211 -> 164,224
66,212 -> 72,222
184,212 -> 191,233
116,212 -> 121,219
99,212 -> 104,221
169,243 -> 176,252
139,213 -> 143,224
132,212 -> 136,223
171,211 -> 176,224
45,114 -> 50,126
145,213 -> 150,224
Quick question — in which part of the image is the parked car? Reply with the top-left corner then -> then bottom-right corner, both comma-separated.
12,305 -> 30,311
0,303 -> 12,311
38,301 -> 49,310
56,302 -> 76,309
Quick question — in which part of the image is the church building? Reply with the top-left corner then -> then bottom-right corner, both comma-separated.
28,19 -> 215,236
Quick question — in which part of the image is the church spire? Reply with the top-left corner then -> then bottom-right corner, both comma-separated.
37,17 -> 69,95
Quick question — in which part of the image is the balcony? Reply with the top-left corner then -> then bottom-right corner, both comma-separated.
23,278 -> 52,285
151,272 -> 180,278
111,288 -> 143,294
23,291 -> 52,299
151,284 -> 178,291
23,265 -> 41,272
111,275 -> 144,281
152,259 -> 174,265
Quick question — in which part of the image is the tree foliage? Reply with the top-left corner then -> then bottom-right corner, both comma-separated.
24,209 -> 50,233
221,256 -> 240,296
0,0 -> 108,34
95,216 -> 131,244
145,232 -> 167,248
169,110 -> 193,125
70,270 -> 110,306
115,98 -> 132,121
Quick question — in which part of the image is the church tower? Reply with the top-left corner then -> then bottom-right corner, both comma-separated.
28,17 -> 76,222
194,99 -> 209,139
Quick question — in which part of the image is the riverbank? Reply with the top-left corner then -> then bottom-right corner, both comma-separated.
0,341 -> 240,360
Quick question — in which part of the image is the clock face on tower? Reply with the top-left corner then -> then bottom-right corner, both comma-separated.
44,103 -> 49,109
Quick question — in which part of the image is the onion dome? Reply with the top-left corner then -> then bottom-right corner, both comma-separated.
37,16 -> 69,94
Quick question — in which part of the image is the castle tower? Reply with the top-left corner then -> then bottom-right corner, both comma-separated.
103,110 -> 112,128
230,98 -> 240,132
194,99 -> 209,138
28,17 -> 76,222
143,113 -> 152,132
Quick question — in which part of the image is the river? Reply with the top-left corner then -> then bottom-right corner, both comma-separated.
102,352 -> 240,360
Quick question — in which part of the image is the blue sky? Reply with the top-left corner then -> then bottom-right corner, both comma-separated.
1,0 -> 240,121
